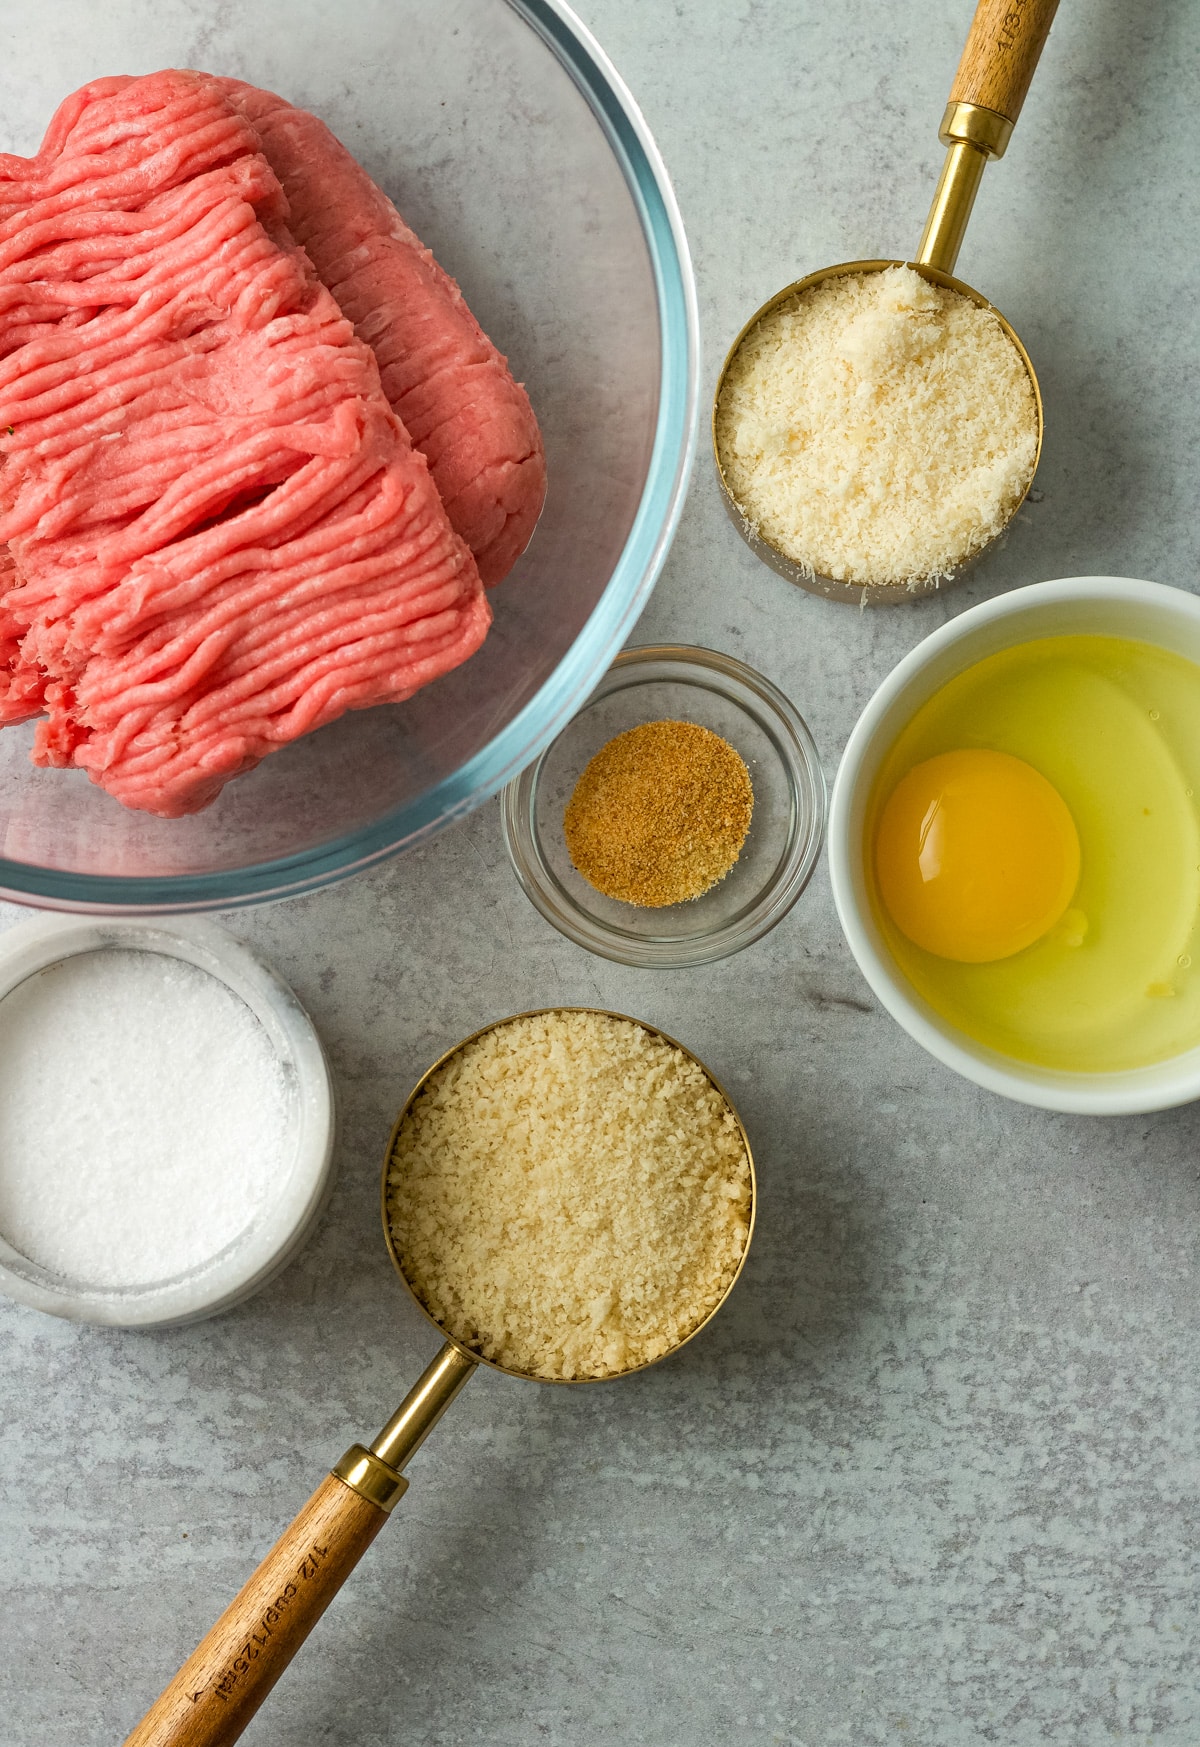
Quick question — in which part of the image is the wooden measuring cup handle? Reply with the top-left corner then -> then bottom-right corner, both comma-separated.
123,1342 -> 477,1747
122,1468 -> 393,1747
949,0 -> 1061,129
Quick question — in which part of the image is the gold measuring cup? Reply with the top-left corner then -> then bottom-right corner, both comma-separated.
124,1009 -> 755,1747
713,0 -> 1060,605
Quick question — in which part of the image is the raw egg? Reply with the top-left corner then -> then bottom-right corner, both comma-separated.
875,749 -> 1080,962
866,635 -> 1200,1073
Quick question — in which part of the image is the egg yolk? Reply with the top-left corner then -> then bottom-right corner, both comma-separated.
875,749 -> 1081,963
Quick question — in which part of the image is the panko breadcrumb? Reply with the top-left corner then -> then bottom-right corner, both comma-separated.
386,1010 -> 752,1380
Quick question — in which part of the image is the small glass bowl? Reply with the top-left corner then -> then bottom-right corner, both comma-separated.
501,645 -> 827,967
0,916 -> 336,1325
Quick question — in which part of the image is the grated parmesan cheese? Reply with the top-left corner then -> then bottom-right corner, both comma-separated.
386,1010 -> 751,1381
714,265 -> 1038,588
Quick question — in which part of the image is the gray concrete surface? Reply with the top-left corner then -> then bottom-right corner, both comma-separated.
3,1 -> 1200,1742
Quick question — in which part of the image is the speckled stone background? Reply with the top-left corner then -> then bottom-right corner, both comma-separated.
3,1 -> 1200,1743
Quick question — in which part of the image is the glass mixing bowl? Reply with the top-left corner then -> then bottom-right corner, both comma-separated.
0,0 -> 697,910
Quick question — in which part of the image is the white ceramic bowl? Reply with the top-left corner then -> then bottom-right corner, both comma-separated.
829,576 -> 1200,1114
0,917 -> 335,1323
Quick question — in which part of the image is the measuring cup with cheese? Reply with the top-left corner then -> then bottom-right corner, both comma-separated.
713,0 -> 1060,603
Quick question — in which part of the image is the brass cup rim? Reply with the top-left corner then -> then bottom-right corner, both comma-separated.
379,1005 -> 756,1386
711,258 -> 1044,607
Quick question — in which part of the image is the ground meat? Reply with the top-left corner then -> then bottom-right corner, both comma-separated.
0,71 -> 490,815
218,78 -> 546,587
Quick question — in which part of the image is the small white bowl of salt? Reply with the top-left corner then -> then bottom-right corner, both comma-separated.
0,916 -> 334,1325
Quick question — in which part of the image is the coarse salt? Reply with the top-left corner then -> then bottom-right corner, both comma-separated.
0,948 -> 294,1290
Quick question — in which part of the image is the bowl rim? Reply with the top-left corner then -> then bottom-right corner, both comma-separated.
501,641 -> 828,967
0,0 -> 700,914
828,574 -> 1200,1114
0,915 -> 336,1324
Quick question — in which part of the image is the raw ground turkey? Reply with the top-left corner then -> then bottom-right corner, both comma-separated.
0,70 -> 490,815
218,78 -> 547,588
